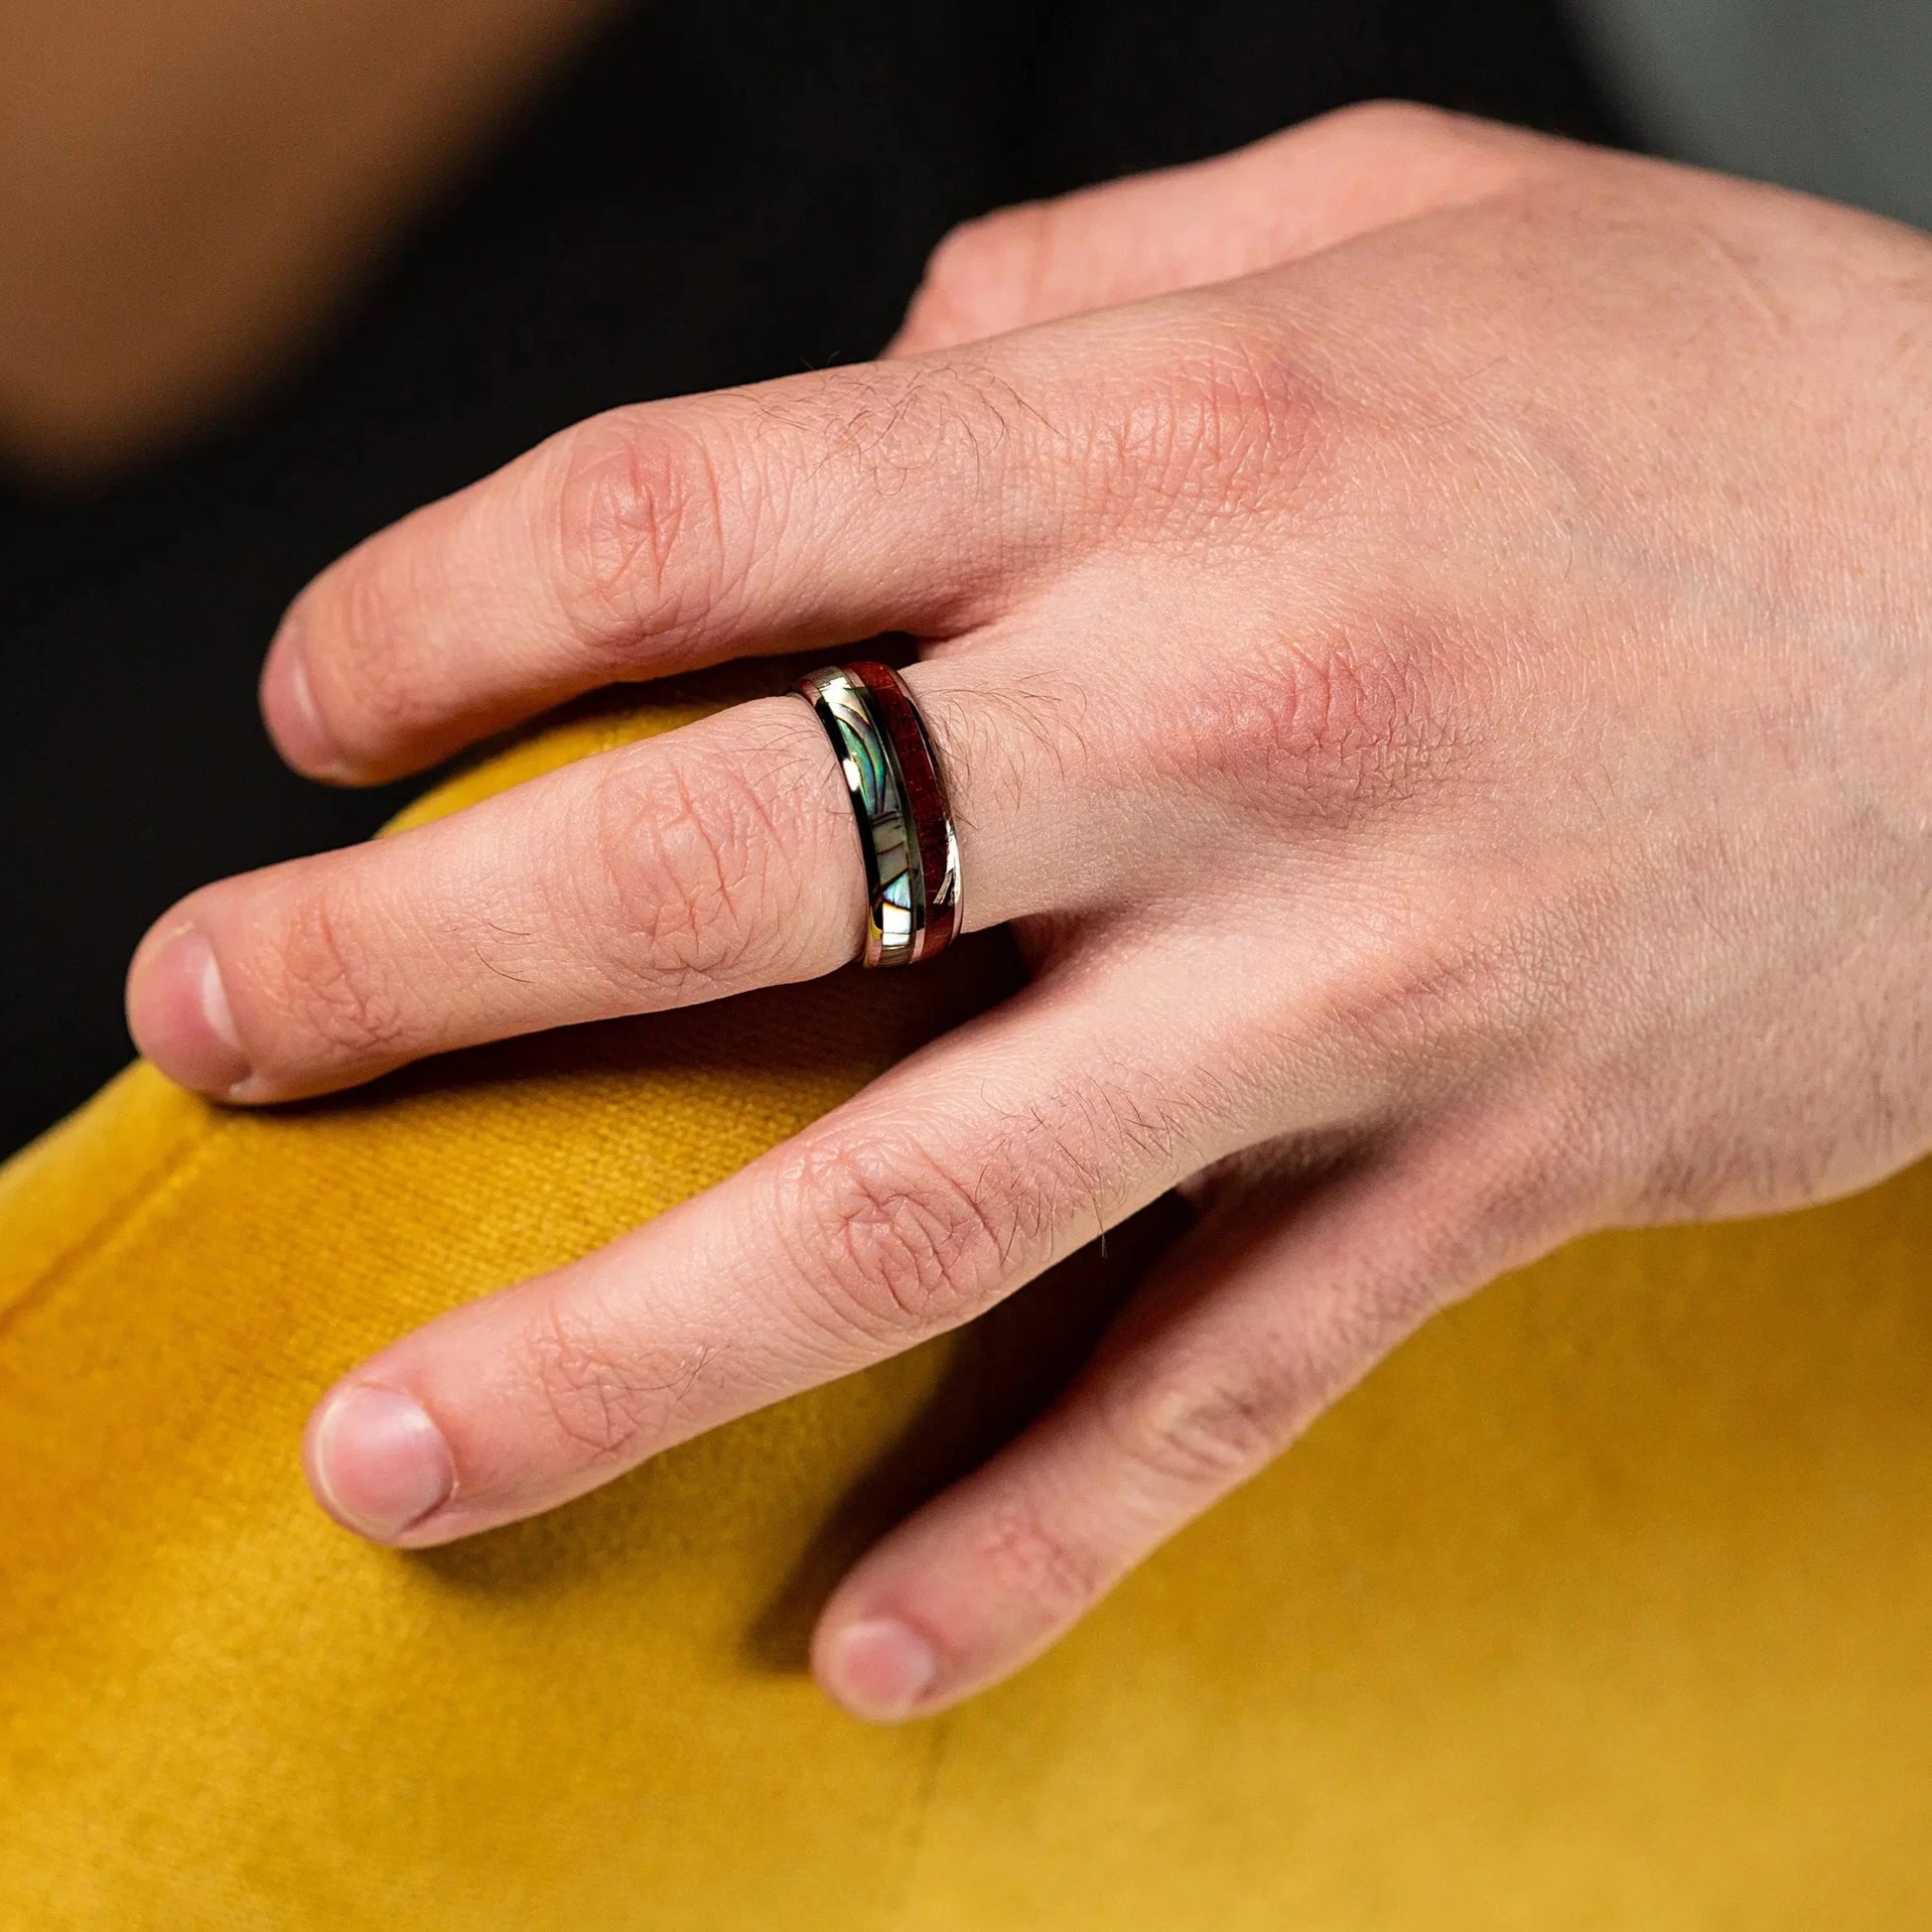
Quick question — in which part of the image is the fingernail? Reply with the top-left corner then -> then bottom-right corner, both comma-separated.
129,927 -> 253,1095
263,614 -> 348,777
308,1384 -> 455,1541
822,1618 -> 940,1722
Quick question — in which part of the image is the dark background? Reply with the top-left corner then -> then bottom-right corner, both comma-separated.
0,0 -> 1626,1156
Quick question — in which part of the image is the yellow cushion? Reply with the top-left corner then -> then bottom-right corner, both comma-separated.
4,699 -> 1929,1927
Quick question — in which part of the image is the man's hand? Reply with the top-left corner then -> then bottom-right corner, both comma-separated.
126,105 -> 1932,1720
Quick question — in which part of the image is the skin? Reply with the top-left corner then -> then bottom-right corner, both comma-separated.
124,104 -> 1932,1722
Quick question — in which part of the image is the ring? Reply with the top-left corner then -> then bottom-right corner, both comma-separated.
795,660 -> 962,969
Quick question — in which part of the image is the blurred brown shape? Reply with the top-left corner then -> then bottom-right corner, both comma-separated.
0,0 -> 621,486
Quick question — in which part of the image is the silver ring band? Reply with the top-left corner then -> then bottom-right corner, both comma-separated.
795,661 -> 962,969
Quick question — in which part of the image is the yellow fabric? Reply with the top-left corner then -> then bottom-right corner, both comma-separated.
3,699 -> 1930,1927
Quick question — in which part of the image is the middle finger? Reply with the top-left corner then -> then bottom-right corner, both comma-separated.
260,352 -> 1075,786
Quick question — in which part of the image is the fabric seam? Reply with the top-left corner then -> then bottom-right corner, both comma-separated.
0,1114 -> 232,1350
875,1711 -> 952,1932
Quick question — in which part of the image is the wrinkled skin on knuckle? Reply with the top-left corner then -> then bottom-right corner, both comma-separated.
546,409 -> 742,653
244,883 -> 415,1067
1101,1354 -> 1298,1499
1161,603 -> 1482,831
1077,320 -> 1338,542
306,542 -> 452,763
771,1070 -> 1208,1348
775,1131 -> 1025,1341
573,743 -> 800,999
515,1299 -> 710,1468
970,1494 -> 1112,1631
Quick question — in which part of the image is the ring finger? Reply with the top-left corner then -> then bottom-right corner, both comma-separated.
126,644 -> 1091,1103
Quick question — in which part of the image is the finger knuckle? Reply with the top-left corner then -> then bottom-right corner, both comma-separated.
1106,1359 -> 1294,1496
777,1131 -> 1018,1338
769,1065 -> 1198,1346
546,410 -> 741,655
1313,97 -> 1464,158
1173,608 -> 1473,821
973,1496 -> 1109,1628
1087,326 -> 1337,538
575,742 -> 795,997
310,547 -> 447,759
519,1301 -> 707,1465
255,887 -> 411,1062
1297,99 -> 1535,198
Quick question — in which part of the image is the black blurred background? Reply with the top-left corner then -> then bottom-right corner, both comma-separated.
0,0 -> 1626,1156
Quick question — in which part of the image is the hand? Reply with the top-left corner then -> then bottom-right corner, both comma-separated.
126,105 -> 1932,1720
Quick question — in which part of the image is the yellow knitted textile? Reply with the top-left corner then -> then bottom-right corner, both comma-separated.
3,701 -> 1929,1927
